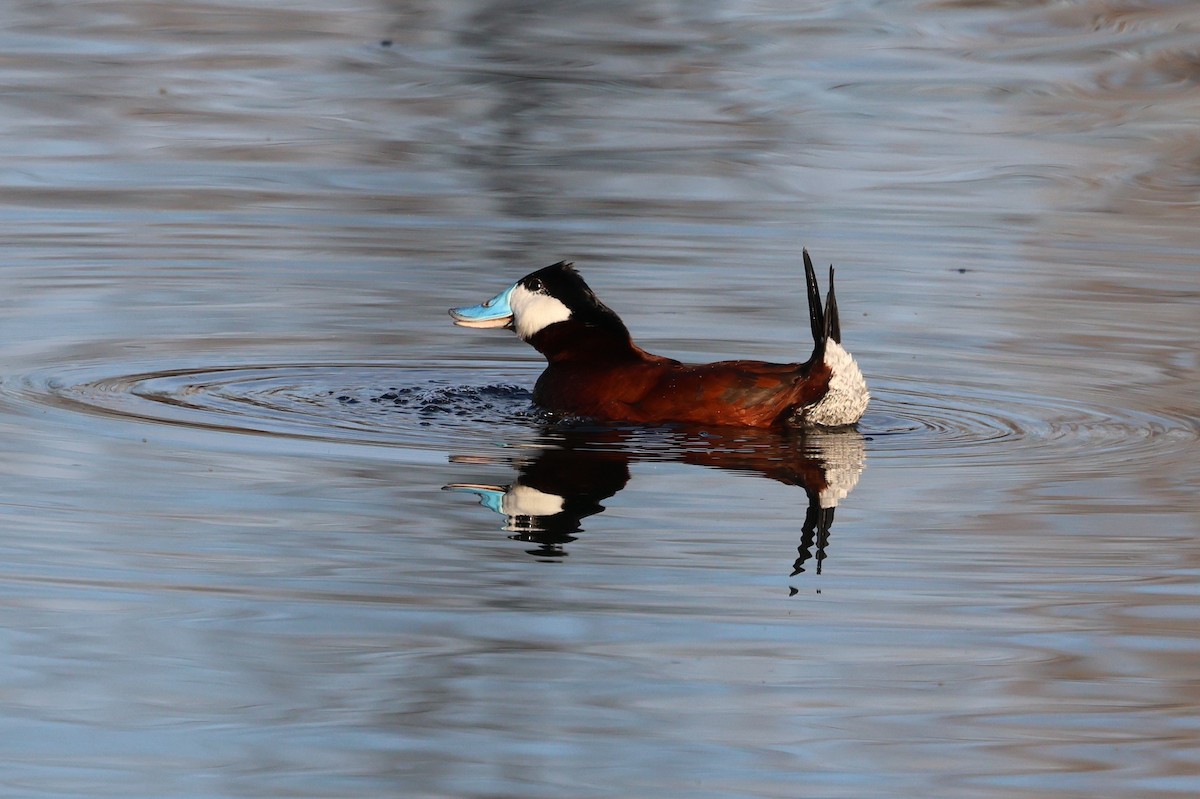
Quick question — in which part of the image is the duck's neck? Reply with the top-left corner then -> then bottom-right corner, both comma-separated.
528,321 -> 650,365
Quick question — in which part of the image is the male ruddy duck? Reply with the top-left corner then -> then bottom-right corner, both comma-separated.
448,250 -> 869,428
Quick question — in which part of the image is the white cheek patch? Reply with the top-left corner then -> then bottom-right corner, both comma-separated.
509,284 -> 572,340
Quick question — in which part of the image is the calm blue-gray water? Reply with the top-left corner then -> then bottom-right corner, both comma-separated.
1,1 -> 1198,797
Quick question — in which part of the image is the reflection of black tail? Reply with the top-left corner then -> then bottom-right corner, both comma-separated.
803,249 -> 843,362
792,496 -> 834,577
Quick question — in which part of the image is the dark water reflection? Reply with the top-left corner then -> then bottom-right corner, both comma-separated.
1,0 -> 1199,797
445,425 -> 863,576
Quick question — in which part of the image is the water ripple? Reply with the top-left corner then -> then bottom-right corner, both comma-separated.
862,377 -> 1197,466
16,362 -> 542,453
6,363 -> 1192,469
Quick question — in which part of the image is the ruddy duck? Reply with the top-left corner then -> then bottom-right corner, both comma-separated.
448,250 -> 869,428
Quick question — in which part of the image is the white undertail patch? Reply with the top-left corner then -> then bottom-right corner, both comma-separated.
802,341 -> 870,427
509,284 -> 572,341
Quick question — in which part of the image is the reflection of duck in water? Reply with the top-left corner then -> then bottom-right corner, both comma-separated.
445,444 -> 630,559
445,426 -> 865,578
449,250 -> 869,428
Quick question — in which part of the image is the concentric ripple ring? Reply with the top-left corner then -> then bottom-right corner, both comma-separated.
5,363 -> 1194,465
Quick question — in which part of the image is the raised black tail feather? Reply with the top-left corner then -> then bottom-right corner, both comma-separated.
802,249 -> 827,362
803,249 -> 843,360
826,265 -> 841,344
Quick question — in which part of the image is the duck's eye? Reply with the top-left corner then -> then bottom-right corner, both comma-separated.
526,278 -> 544,293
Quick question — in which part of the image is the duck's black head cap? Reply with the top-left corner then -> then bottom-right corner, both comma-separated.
519,261 -> 629,338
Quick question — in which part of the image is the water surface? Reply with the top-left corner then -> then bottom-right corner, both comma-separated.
1,1 -> 1198,797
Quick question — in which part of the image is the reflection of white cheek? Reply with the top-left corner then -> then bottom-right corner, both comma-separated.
501,485 -> 566,516
510,286 -> 572,340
